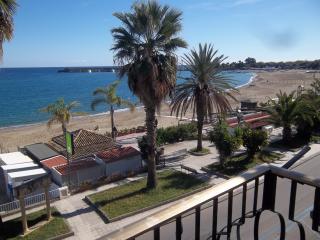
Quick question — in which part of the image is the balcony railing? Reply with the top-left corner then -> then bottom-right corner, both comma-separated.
103,164 -> 320,240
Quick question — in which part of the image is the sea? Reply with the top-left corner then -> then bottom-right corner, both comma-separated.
0,67 -> 254,128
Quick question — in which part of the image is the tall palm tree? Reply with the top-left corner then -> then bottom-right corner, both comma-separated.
0,0 -> 17,60
263,91 -> 314,143
111,0 -> 187,188
91,80 -> 135,139
40,98 -> 79,135
171,44 -> 237,151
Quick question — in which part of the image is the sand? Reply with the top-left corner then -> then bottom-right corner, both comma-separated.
0,70 -> 316,152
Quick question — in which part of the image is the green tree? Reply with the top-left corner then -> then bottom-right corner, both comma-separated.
242,128 -> 268,159
245,57 -> 256,68
91,80 -> 135,139
0,0 -> 17,59
40,98 -> 79,135
111,0 -> 187,188
209,121 -> 242,166
263,91 -> 314,143
171,44 -> 237,151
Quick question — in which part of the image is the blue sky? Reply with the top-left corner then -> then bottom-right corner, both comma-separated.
2,0 -> 320,67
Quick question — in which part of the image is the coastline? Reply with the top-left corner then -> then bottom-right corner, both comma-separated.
0,70 -> 316,151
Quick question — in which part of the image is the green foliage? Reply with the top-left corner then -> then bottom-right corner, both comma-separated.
170,44 -> 237,150
40,98 -> 79,131
263,91 -> 315,143
0,0 -> 17,59
156,123 -> 197,145
242,128 -> 268,159
209,121 -> 242,165
138,135 -> 148,160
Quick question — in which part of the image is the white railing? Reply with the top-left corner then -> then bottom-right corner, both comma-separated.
0,188 -> 60,215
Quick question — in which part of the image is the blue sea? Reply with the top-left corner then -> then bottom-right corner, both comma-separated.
0,68 -> 254,128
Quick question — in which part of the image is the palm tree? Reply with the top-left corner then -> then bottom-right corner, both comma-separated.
91,80 -> 135,139
263,91 -> 314,143
40,98 -> 79,135
0,0 -> 17,60
111,0 -> 187,188
171,44 -> 237,151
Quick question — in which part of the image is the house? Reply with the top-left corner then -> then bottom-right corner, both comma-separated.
0,152 -> 34,166
51,157 -> 104,187
7,168 -> 47,199
49,129 -> 118,161
23,143 -> 59,162
95,147 -> 142,177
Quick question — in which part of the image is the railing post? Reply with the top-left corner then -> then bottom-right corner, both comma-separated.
212,198 -> 218,240
312,187 -> 320,231
195,206 -> 201,240
262,171 -> 277,211
176,216 -> 182,240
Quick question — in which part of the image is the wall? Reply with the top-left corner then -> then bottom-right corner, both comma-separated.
105,156 -> 142,176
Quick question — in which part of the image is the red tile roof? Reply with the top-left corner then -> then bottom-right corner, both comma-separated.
41,155 -> 68,169
96,147 -> 140,163
54,158 -> 98,175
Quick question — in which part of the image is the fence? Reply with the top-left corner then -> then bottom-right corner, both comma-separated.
0,188 -> 60,216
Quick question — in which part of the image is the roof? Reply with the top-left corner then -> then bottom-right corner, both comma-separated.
8,168 -> 46,179
96,147 -> 141,163
49,129 -> 118,160
41,155 -> 68,169
227,112 -> 271,128
24,143 -> 59,161
54,158 -> 99,175
1,162 -> 39,172
0,152 -> 34,165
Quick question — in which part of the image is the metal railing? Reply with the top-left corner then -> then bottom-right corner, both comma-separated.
0,188 -> 60,215
104,164 -> 320,240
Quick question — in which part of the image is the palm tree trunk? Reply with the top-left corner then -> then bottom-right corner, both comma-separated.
110,105 -> 115,139
62,123 -> 67,136
145,106 -> 157,189
196,95 -> 204,152
283,125 -> 292,143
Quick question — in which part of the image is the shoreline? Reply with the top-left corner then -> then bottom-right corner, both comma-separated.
0,70 -> 316,151
0,72 -> 255,130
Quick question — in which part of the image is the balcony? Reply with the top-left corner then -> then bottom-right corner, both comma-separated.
103,164 -> 320,240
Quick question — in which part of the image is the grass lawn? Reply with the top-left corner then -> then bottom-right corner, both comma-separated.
88,169 -> 208,219
0,207 -> 71,240
205,151 -> 283,177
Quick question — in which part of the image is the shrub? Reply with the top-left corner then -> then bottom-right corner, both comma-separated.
209,121 -> 242,165
242,128 -> 268,159
138,135 -> 149,160
156,123 -> 197,145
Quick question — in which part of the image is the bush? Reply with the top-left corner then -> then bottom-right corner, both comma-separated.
156,123 -> 197,145
242,128 -> 268,159
138,135 -> 148,160
209,121 -> 242,165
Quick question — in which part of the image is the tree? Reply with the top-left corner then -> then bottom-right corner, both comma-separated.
40,98 -> 79,135
263,91 -> 314,143
209,120 -> 242,166
111,0 -> 187,188
0,0 -> 17,59
245,57 -> 256,68
242,128 -> 267,159
171,44 -> 237,151
91,80 -> 135,139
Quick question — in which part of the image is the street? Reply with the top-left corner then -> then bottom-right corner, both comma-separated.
136,155 -> 320,240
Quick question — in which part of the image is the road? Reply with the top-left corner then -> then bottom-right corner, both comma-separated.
135,156 -> 320,240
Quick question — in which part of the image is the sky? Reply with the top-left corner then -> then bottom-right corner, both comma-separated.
2,0 -> 320,67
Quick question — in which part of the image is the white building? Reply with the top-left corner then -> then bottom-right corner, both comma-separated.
0,152 -> 34,166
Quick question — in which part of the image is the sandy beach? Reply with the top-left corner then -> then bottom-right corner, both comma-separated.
0,70 -> 316,152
